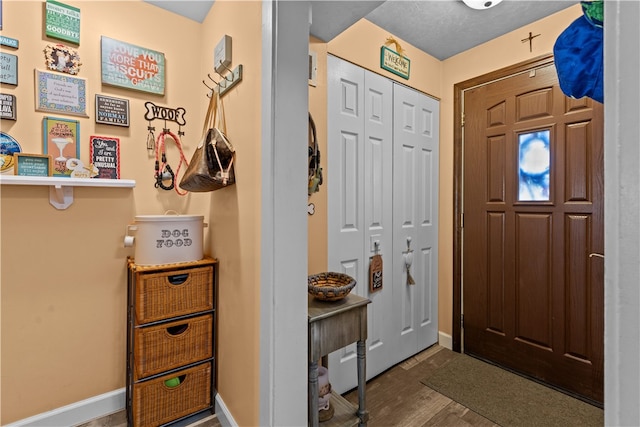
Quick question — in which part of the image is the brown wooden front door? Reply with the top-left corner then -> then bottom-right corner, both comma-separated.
461,60 -> 604,404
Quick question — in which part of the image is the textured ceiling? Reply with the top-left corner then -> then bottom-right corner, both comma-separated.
364,0 -> 575,60
146,0 -> 576,60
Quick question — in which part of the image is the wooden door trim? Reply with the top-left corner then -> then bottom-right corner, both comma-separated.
452,54 -> 555,352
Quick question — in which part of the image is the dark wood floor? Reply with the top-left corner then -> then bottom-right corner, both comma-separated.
342,344 -> 499,427
87,344 -> 596,427
86,345 -> 488,427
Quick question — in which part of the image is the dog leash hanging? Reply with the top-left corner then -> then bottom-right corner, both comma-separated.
154,129 -> 190,196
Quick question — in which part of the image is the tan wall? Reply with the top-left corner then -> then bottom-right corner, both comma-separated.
327,19 -> 443,99
0,0 -> 262,425
307,37 -> 328,275
199,1 -> 263,426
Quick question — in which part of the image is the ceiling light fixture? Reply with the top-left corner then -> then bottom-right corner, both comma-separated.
462,0 -> 503,10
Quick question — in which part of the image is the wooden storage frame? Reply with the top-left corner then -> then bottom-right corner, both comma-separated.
126,257 -> 218,427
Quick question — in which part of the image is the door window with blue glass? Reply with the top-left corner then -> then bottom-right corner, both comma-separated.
518,130 -> 550,201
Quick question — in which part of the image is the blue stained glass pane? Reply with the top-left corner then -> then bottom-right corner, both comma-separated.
518,130 -> 550,201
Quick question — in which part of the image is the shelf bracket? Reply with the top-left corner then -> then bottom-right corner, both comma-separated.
50,185 -> 74,210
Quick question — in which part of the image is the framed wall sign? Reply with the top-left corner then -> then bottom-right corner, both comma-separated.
14,153 -> 53,176
89,135 -> 120,179
35,69 -> 88,117
0,93 -> 16,120
0,131 -> 22,174
95,94 -> 129,126
0,52 -> 17,85
45,0 -> 80,45
0,35 -> 19,49
43,116 -> 80,177
380,46 -> 410,80
100,36 -> 165,95
44,43 -> 81,75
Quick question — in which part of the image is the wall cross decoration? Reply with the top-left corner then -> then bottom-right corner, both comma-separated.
521,32 -> 541,52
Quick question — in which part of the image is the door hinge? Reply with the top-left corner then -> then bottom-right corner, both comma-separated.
461,314 -> 464,328
460,213 -> 464,228
461,112 -> 465,127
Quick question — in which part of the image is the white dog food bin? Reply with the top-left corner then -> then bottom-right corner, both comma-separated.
124,214 -> 206,266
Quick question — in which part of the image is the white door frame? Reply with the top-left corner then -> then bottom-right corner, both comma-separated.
259,2 -> 309,426
603,1 -> 640,425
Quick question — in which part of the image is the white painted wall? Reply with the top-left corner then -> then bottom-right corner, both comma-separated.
604,1 -> 640,425
259,2 -> 310,426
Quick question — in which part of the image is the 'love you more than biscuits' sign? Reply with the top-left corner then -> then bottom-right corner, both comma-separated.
100,36 -> 165,95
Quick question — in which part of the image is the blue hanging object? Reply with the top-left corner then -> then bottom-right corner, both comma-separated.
553,6 -> 603,103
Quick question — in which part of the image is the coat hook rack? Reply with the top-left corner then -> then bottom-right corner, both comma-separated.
202,61 -> 243,98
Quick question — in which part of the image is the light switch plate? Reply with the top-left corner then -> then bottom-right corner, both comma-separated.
214,35 -> 232,74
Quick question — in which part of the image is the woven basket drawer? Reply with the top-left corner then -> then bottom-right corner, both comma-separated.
134,314 -> 213,380
136,266 -> 213,324
133,362 -> 212,427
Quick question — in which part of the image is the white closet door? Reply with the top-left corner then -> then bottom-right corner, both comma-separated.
326,56 -> 365,394
361,68 -> 394,381
327,56 -> 439,393
327,56 -> 394,393
392,83 -> 440,363
327,56 -> 365,298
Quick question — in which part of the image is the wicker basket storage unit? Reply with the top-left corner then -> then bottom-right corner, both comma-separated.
308,272 -> 356,301
133,362 -> 212,427
135,266 -> 213,324
127,257 -> 217,427
134,313 -> 213,380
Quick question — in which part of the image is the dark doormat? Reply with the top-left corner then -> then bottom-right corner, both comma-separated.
420,353 -> 603,427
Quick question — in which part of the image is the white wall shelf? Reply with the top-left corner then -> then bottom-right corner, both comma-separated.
0,175 -> 136,210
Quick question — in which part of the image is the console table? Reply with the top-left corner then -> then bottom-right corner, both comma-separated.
308,293 -> 370,427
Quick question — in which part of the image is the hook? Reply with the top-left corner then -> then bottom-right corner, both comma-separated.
216,61 -> 234,82
207,73 -> 220,85
202,79 -> 215,91
203,79 -> 216,98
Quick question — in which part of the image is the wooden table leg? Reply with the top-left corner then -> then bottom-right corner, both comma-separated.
356,340 -> 368,425
309,359 -> 319,427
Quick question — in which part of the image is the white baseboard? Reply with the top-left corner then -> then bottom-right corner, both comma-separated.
5,388 -> 236,427
439,331 -> 453,350
215,394 -> 237,427
4,388 -> 125,427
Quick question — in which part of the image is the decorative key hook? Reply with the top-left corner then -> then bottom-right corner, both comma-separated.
403,236 -> 415,285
